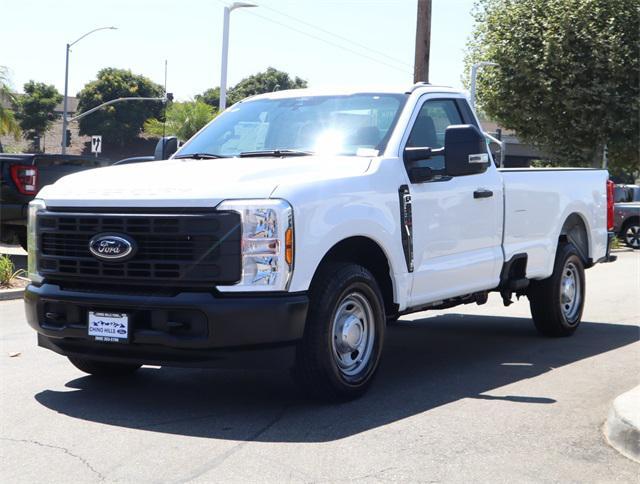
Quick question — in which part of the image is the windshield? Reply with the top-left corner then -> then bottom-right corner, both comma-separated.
175,93 -> 407,158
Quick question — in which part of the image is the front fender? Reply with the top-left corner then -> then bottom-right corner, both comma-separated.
275,161 -> 411,309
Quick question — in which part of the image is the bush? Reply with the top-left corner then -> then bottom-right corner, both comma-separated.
0,255 -> 24,287
144,100 -> 215,141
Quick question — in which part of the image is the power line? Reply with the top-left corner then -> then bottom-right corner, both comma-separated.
259,3 -> 412,69
212,0 -> 412,75
244,10 -> 413,75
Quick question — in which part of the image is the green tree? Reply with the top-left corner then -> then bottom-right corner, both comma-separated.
76,68 -> 164,146
144,100 -> 216,141
197,67 -> 308,108
466,0 -> 639,177
0,67 -> 20,139
15,81 -> 62,142
196,87 -> 221,109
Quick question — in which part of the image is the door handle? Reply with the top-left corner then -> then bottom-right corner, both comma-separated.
473,189 -> 494,199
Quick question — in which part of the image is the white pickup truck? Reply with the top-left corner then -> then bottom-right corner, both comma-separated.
25,84 -> 616,400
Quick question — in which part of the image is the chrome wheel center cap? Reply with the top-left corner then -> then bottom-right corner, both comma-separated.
339,315 -> 364,352
562,277 -> 575,303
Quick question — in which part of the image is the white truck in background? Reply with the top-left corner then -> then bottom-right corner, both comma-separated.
25,84 -> 616,400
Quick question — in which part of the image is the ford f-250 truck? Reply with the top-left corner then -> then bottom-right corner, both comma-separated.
25,84 -> 616,400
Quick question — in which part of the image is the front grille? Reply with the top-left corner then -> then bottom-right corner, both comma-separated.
38,211 -> 242,286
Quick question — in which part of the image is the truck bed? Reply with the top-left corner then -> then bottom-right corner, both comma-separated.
499,168 -> 609,279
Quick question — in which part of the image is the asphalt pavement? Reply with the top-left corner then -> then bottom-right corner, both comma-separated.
1,250 -> 638,483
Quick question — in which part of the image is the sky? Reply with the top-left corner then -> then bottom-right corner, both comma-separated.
2,0 -> 477,100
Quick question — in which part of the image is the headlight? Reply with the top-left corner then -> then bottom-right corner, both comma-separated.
27,199 -> 46,284
217,199 -> 294,292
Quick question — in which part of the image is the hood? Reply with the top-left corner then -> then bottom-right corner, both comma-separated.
38,155 -> 373,208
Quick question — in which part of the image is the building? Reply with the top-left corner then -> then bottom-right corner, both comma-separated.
0,96 -> 92,155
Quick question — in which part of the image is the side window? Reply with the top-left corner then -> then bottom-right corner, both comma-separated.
614,187 -> 632,203
405,99 -> 463,174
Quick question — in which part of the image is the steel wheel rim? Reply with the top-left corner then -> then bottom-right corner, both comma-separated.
560,261 -> 581,322
331,292 -> 375,378
625,225 -> 640,248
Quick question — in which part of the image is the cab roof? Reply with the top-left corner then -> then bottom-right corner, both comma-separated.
240,83 -> 463,102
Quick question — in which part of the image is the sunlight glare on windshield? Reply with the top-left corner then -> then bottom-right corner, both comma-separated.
314,129 -> 345,155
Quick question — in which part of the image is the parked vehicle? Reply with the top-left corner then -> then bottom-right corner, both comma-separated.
25,85 -> 616,400
113,137 -> 179,165
1,154 -> 108,250
613,184 -> 640,249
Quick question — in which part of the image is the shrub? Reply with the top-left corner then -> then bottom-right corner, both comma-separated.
0,254 -> 24,287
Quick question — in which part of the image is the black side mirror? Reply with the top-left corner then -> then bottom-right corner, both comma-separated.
403,146 -> 433,163
408,166 -> 434,183
154,136 -> 179,160
444,125 -> 489,177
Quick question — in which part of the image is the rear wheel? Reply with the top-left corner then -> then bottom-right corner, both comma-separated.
68,357 -> 141,377
528,243 -> 585,337
293,263 -> 385,401
622,221 -> 640,249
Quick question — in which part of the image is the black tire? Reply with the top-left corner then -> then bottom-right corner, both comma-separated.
621,220 -> 640,250
68,357 -> 141,377
528,243 -> 585,337
293,263 -> 386,401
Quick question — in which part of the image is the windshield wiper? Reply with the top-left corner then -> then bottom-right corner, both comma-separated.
238,149 -> 313,158
173,153 -> 228,160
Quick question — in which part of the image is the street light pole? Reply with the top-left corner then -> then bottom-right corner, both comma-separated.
469,61 -> 498,111
61,26 -> 117,154
61,45 -> 71,154
219,2 -> 257,112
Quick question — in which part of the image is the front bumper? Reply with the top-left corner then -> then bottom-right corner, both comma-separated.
25,283 -> 309,369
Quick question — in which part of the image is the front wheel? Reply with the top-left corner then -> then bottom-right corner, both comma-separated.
68,357 -> 141,377
622,221 -> 640,249
293,263 -> 385,401
528,243 -> 585,337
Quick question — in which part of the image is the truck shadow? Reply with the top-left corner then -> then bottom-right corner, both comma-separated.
34,314 -> 638,443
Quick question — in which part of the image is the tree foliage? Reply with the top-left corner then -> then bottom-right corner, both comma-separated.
15,81 -> 62,141
76,68 -> 164,146
197,67 -> 308,108
466,0 -> 639,177
144,100 -> 216,141
0,67 -> 20,139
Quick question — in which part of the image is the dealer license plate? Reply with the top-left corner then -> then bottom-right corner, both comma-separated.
88,312 -> 129,343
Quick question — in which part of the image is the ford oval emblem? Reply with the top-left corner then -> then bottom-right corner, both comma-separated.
89,233 -> 136,261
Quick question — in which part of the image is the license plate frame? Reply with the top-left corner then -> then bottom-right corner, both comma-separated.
88,311 -> 130,343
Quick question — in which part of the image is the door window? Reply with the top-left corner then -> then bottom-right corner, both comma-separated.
406,99 -> 463,174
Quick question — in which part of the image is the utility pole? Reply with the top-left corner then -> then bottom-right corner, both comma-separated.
414,0 -> 432,83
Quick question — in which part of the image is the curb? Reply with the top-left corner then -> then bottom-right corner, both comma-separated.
0,287 -> 24,301
604,386 -> 640,463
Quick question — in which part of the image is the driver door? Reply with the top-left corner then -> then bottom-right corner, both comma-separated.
404,96 -> 504,307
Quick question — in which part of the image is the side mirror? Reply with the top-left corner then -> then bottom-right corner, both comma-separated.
403,146 -> 433,164
444,125 -> 489,177
154,136 -> 179,160
408,166 -> 434,183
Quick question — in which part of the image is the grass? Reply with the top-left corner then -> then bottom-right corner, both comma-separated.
611,237 -> 622,250
0,254 -> 25,287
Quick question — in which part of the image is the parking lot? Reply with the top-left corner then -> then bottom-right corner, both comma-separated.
1,249 -> 638,483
